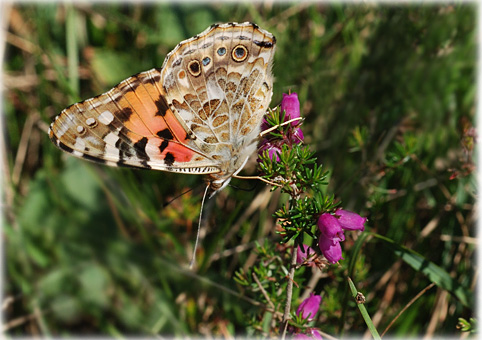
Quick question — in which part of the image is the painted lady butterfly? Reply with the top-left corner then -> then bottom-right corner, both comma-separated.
49,22 -> 276,197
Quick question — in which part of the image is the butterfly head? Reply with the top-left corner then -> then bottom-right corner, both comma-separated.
207,176 -> 233,198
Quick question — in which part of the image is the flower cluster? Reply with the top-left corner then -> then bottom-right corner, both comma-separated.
318,209 -> 366,263
258,92 -> 304,162
254,91 -> 367,338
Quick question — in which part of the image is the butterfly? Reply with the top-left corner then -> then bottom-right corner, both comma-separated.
49,22 -> 276,197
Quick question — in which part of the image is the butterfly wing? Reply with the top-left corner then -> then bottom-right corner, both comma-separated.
160,23 -> 276,165
49,69 -> 220,174
49,22 -> 276,180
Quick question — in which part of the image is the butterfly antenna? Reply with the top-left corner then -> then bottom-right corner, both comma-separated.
163,187 -> 195,208
189,184 -> 210,268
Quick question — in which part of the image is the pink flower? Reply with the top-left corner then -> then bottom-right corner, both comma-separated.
334,209 -> 367,231
258,92 -> 304,163
318,236 -> 343,263
281,92 -> 301,125
317,210 -> 365,264
297,244 -> 316,264
258,141 -> 282,162
317,213 -> 345,242
296,293 -> 322,321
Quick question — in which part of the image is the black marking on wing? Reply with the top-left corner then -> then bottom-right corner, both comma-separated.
155,97 -> 169,117
118,107 -> 134,122
172,59 -> 182,67
164,152 -> 175,166
159,140 -> 169,153
83,153 -> 106,164
58,141 -> 74,154
157,128 -> 174,140
254,40 -> 274,48
133,137 -> 151,168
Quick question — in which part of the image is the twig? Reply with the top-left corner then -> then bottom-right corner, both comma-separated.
12,113 -> 37,186
2,309 -> 45,332
259,117 -> 303,137
280,246 -> 297,339
381,282 -> 436,337
252,272 -> 275,311
232,174 -> 283,187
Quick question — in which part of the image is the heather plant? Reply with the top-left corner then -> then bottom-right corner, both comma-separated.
4,3 -> 475,338
235,93 -> 371,338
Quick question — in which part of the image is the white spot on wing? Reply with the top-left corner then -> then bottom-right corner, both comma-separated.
103,132 -> 120,158
98,110 -> 114,125
86,117 -> 96,126
74,137 -> 86,150
56,122 -> 69,138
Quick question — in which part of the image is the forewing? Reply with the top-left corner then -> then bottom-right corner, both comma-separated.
49,69 -> 220,174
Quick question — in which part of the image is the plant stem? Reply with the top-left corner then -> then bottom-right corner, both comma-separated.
280,245 -> 297,339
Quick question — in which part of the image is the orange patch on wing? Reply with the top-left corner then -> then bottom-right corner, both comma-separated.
148,138 -> 194,163
123,81 -> 190,145
123,85 -> 167,134
165,143 -> 194,162
162,108 -> 191,143
112,95 -> 154,137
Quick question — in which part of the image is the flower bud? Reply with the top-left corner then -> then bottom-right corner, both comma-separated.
318,236 -> 343,263
281,92 -> 301,125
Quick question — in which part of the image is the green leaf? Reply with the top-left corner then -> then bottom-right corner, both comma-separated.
347,277 -> 381,340
372,233 -> 473,307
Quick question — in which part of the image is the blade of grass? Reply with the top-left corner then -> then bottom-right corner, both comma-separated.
371,232 -> 472,307
347,277 -> 381,340
66,4 -> 79,99
339,231 -> 370,334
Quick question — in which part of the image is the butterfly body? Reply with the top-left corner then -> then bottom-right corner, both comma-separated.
49,22 -> 276,195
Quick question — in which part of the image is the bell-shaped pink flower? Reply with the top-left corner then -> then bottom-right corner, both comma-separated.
296,292 -> 322,321
335,209 -> 367,231
297,244 -> 316,264
258,141 -> 282,162
281,92 -> 301,125
318,236 -> 343,263
317,213 -> 345,242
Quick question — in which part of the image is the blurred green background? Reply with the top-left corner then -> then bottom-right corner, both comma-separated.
3,2 -> 476,338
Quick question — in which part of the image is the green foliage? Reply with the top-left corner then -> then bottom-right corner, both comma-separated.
4,3 -> 475,338
457,317 -> 477,334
